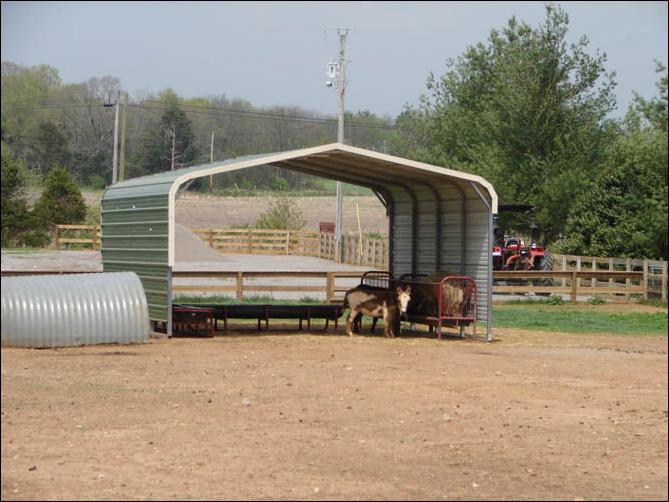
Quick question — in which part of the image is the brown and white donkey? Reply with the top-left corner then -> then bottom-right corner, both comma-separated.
344,285 -> 412,337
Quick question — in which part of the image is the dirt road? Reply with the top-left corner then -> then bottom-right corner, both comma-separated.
2,328 -> 667,501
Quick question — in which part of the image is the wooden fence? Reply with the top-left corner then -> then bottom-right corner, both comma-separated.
2,269 -> 656,304
551,253 -> 667,302
172,270 -> 366,303
493,270 -> 646,302
319,231 -> 389,269
192,228 -> 388,268
49,225 -> 666,302
192,228 -> 321,256
53,225 -> 101,250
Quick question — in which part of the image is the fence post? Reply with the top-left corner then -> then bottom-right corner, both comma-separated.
625,258 -> 631,300
592,259 -> 597,288
561,255 -> 567,288
609,258 -> 614,289
54,226 -> 61,249
286,230 -> 291,255
571,271 -> 578,303
662,262 -> 668,303
236,272 -> 244,301
643,259 -> 649,300
326,272 -> 334,303
576,256 -> 581,289
208,229 -> 214,248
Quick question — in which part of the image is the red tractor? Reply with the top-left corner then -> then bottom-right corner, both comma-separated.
492,205 -> 553,293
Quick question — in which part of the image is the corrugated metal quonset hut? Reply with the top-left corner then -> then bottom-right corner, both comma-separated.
101,143 -> 498,340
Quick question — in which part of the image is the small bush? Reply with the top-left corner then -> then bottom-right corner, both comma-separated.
545,295 -> 566,305
587,296 -> 607,305
255,197 -> 306,230
366,231 -> 384,239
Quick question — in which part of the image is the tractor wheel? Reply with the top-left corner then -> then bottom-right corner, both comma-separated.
534,251 -> 553,296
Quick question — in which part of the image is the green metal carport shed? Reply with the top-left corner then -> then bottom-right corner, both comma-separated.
101,143 -> 498,340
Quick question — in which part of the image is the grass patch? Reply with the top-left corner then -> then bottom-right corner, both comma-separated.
174,295 -> 326,305
493,305 -> 667,335
1,247 -> 52,254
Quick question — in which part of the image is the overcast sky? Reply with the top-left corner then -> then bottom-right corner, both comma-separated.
2,1 -> 667,118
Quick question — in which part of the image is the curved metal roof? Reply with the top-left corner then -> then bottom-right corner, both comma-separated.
105,143 -> 497,205
104,143 -> 497,267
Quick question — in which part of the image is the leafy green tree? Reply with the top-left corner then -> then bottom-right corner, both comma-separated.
633,61 -> 668,132
132,102 -> 197,176
255,197 -> 306,230
559,64 -> 668,260
390,3 -> 617,243
33,166 -> 87,227
1,63 -> 61,164
30,120 -> 72,176
1,147 -> 29,246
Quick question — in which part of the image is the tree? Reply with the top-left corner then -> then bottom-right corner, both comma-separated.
390,3 -> 617,243
633,61 -> 668,132
33,166 -> 87,227
30,120 -> 72,176
558,63 -> 668,260
255,197 -> 306,230
1,147 -> 29,246
132,102 -> 197,176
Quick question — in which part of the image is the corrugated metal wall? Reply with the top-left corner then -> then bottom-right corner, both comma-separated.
1,272 -> 149,347
101,191 -> 170,322
389,180 -> 492,337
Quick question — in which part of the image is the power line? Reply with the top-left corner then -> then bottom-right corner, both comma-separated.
1,100 -> 412,133
137,99 -> 399,130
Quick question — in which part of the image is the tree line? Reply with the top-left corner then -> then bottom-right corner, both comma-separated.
1,3 -> 666,260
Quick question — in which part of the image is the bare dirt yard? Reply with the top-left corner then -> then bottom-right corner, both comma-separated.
2,321 -> 667,501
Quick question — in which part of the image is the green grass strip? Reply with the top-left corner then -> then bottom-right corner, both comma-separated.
493,306 -> 667,335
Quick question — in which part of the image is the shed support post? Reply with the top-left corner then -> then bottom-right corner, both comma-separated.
469,182 -> 493,342
167,266 -> 173,337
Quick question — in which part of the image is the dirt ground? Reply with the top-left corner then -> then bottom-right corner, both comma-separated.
2,321 -> 667,501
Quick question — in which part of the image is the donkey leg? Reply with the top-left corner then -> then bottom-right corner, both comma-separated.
353,312 -> 363,334
383,307 -> 394,338
346,308 -> 358,336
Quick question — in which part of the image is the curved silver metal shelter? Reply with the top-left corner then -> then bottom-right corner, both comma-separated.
101,143 -> 498,340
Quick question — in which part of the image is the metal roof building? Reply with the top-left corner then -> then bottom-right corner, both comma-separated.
101,143 -> 498,340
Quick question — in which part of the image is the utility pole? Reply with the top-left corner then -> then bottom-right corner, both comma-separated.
170,126 -> 176,171
111,90 -> 120,184
119,91 -> 128,182
332,28 -> 348,263
209,130 -> 215,192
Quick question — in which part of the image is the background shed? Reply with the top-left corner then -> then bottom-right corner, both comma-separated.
101,143 -> 498,339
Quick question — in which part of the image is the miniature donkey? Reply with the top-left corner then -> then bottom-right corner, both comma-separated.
344,285 -> 412,337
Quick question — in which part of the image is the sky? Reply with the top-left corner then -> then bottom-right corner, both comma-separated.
2,1 -> 667,118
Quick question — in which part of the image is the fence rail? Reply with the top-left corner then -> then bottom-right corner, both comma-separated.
172,270 -> 366,303
48,225 -> 666,302
54,225 -> 101,250
192,228 -> 321,256
2,269 -> 659,304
